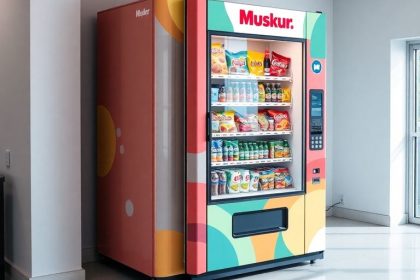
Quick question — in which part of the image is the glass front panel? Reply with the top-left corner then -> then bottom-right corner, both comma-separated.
209,34 -> 304,201
416,49 -> 420,218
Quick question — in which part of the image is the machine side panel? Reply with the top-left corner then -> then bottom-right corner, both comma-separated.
97,1 -> 155,276
185,0 -> 208,275
154,0 -> 185,277
305,12 -> 327,254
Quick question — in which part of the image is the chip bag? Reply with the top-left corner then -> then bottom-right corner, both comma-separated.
247,51 -> 265,76
219,111 -> 237,133
282,87 -> 291,102
211,43 -> 228,74
258,111 -> 269,131
226,170 -> 241,194
249,171 -> 259,192
226,50 -> 249,75
239,170 -> 250,193
270,51 -> 291,76
267,110 -> 291,131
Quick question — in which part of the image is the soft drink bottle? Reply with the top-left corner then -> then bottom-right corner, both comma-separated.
218,86 -> 226,102
223,145 -> 229,162
226,81 -> 233,102
239,82 -> 246,102
211,171 -> 219,196
246,82 -> 253,102
265,83 -> 271,102
249,143 -> 254,160
233,82 -> 240,102
264,49 -> 271,76
244,143 -> 250,160
239,143 -> 244,161
259,142 -> 264,159
253,82 -> 259,102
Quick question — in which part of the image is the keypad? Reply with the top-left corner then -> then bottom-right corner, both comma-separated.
310,135 -> 323,150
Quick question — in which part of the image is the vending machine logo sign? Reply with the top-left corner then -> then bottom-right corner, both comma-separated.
208,2 -> 306,39
312,60 -> 322,74
239,9 -> 295,30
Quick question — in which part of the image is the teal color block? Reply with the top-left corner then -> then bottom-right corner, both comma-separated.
274,234 -> 293,259
208,1 -> 234,32
207,225 -> 239,271
310,14 -> 326,59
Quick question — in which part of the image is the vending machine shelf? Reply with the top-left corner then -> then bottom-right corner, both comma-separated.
212,131 -> 292,138
211,74 -> 293,82
211,157 -> 292,167
211,102 -> 292,107
211,187 -> 300,201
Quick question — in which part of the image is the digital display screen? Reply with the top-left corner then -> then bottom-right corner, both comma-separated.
311,93 -> 322,117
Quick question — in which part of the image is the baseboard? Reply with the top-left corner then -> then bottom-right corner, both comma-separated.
30,269 -> 85,280
391,213 -> 409,225
5,259 -> 30,280
333,207 -> 391,226
82,247 -> 100,264
5,259 -> 85,280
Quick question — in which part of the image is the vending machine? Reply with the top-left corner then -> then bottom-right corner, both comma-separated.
97,0 -> 326,279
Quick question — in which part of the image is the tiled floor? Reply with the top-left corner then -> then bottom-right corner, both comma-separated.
84,217 -> 420,280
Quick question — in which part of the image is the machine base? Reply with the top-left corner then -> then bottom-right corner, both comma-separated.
189,252 -> 324,280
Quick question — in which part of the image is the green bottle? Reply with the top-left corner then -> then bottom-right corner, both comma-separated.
249,142 -> 254,160
283,140 -> 290,158
258,142 -> 264,159
244,143 -> 250,160
239,143 -> 244,161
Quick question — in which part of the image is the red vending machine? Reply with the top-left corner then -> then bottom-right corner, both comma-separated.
97,1 -> 326,279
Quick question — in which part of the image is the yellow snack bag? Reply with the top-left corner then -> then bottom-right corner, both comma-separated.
211,43 -> 228,74
282,87 -> 291,102
247,51 -> 265,76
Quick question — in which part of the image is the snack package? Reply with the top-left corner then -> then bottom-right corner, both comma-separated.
249,171 -> 260,192
211,43 -> 228,74
270,51 -> 291,76
259,169 -> 275,191
267,110 -> 291,131
239,170 -> 250,193
219,111 -> 237,133
274,168 -> 293,189
226,170 -> 241,194
258,111 -> 269,131
234,112 -> 252,132
274,140 -> 284,158
247,51 -> 265,76
247,114 -> 260,132
282,87 -> 291,102
226,50 -> 249,75
211,112 -> 220,133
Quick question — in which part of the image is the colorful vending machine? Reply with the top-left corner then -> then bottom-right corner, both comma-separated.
186,1 -> 326,278
97,0 -> 326,279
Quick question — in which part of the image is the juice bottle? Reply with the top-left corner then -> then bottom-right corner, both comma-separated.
265,83 -> 271,102
269,141 -> 275,159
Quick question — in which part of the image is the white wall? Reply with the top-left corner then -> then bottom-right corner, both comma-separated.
221,0 -> 334,207
31,0 -> 83,277
333,0 -> 420,223
0,0 -> 31,276
80,0 -> 138,261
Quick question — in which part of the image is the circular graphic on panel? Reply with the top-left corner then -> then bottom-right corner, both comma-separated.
97,105 -> 116,177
